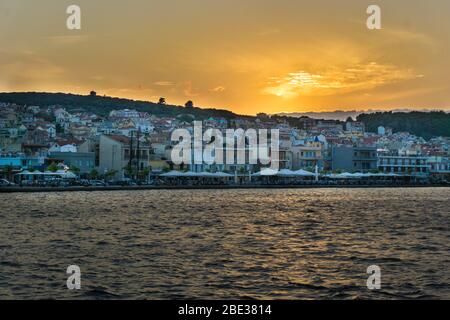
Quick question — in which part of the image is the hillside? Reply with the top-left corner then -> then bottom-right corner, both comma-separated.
0,92 -> 240,120
357,111 -> 450,139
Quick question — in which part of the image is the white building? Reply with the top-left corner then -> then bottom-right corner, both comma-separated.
109,109 -> 140,119
378,153 -> 430,176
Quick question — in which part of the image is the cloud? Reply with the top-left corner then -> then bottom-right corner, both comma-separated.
0,50 -> 65,89
154,81 -> 174,86
383,29 -> 436,47
210,86 -> 226,92
263,62 -> 423,98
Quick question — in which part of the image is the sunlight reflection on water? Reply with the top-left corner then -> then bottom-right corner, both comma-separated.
0,188 -> 449,299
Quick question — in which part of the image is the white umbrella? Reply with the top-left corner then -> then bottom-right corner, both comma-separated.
212,172 -> 233,178
16,170 -> 31,175
385,173 -> 400,177
338,172 -> 362,179
199,172 -> 215,177
293,169 -> 316,177
252,168 -> 280,176
327,172 -> 360,179
62,171 -> 77,179
183,171 -> 208,177
160,171 -> 185,177
360,173 -> 374,177
277,169 -> 297,177
351,172 -> 367,178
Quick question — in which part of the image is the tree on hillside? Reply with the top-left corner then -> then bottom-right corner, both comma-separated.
357,111 -> 450,139
185,100 -> 194,108
0,92 -> 239,119
158,97 -> 166,105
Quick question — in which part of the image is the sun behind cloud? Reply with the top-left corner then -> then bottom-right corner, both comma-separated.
263,62 -> 423,98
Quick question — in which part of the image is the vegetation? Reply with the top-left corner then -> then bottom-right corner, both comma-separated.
105,169 -> 118,180
1,165 -> 14,180
357,111 -> 450,139
0,92 -> 239,120
69,165 -> 80,175
46,162 -> 58,172
123,164 -> 134,177
56,123 -> 64,134
138,167 -> 150,181
89,169 -> 99,180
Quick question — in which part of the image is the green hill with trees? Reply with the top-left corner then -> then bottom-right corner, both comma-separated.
357,111 -> 450,139
0,92 -> 240,120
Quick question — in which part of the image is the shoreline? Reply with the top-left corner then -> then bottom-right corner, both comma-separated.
1,184 -> 449,193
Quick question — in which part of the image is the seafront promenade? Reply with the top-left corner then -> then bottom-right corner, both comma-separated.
1,183 -> 448,193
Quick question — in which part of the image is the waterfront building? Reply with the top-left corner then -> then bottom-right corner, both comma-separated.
0,153 -> 45,170
48,151 -> 95,174
99,134 -> 150,180
427,156 -> 450,176
331,146 -> 378,172
291,137 -> 324,170
378,151 -> 430,176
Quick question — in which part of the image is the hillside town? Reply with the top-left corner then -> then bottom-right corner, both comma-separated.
1,101 -> 449,187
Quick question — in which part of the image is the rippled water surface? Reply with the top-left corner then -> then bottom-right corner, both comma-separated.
0,188 -> 449,299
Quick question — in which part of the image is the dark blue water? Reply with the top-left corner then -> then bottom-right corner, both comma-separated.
0,188 -> 449,299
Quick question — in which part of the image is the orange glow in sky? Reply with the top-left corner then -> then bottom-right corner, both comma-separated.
1,0 -> 449,115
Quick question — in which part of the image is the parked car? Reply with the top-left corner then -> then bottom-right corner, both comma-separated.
0,179 -> 16,187
89,180 -> 106,187
116,179 -> 137,186
68,179 -> 89,187
20,180 -> 35,187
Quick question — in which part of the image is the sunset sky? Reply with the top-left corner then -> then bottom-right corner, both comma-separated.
1,0 -> 450,115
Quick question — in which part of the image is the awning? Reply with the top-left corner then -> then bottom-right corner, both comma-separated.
292,169 -> 316,177
160,171 -> 186,177
160,171 -> 234,178
253,169 -> 316,177
16,170 -> 77,178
